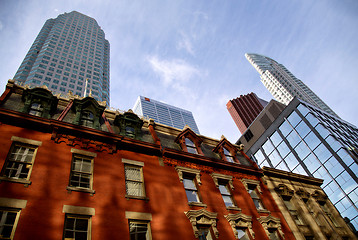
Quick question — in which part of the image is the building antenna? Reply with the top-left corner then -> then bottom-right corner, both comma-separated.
84,78 -> 89,97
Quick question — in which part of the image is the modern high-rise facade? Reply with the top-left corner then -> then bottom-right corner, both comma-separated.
245,53 -> 337,117
133,96 -> 200,134
13,11 -> 110,104
241,97 -> 358,232
227,93 -> 268,134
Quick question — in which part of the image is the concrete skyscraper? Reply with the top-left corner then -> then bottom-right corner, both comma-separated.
13,11 -> 110,104
133,96 -> 200,134
245,53 -> 337,117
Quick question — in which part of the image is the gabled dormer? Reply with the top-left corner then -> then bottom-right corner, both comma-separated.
72,97 -> 105,129
175,126 -> 204,155
22,87 -> 58,118
213,136 -> 238,163
114,110 -> 143,139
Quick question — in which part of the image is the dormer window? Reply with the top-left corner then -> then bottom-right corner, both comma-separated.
29,102 -> 43,117
71,97 -> 106,130
175,127 -> 204,155
213,137 -> 240,163
185,138 -> 197,154
223,148 -> 234,163
81,110 -> 94,127
125,126 -> 135,138
114,110 -> 144,140
22,87 -> 58,119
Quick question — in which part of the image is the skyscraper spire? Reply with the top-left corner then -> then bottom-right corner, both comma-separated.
245,53 -> 338,117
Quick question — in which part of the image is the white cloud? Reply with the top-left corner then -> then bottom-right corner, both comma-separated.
147,55 -> 200,87
177,31 -> 195,55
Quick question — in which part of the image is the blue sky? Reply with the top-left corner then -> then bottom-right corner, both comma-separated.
0,0 -> 357,143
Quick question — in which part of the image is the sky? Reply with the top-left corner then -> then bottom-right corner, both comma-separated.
0,0 -> 357,143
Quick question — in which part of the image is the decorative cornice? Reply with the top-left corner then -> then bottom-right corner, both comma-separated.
263,166 -> 323,186
163,148 -> 263,176
225,213 -> 254,239
185,209 -> 219,238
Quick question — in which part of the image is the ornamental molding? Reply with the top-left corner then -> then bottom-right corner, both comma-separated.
210,173 -> 234,190
241,179 -> 262,193
295,188 -> 310,202
185,209 -> 219,238
175,166 -> 201,185
51,131 -> 116,153
258,215 -> 284,239
312,190 -> 328,205
274,184 -> 294,200
163,157 -> 258,181
225,213 -> 254,239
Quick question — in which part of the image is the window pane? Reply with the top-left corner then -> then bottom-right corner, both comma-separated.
286,131 -> 301,148
297,104 -> 309,117
294,141 -> 310,160
305,113 -> 319,128
269,131 -> 282,147
279,120 -> 292,137
262,140 -> 274,155
287,111 -> 301,127
296,121 -> 310,139
186,189 -> 199,202
304,132 -> 320,150
276,141 -> 290,158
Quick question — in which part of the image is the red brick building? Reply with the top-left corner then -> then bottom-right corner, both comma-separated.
227,93 -> 268,135
0,80 -> 297,239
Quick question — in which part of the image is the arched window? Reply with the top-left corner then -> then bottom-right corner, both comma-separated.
224,148 -> 234,163
185,138 -> 197,154
29,102 -> 43,117
81,110 -> 94,127
125,126 -> 135,138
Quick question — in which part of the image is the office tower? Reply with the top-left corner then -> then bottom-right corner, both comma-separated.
241,97 -> 358,231
245,53 -> 337,117
13,11 -> 110,104
227,93 -> 268,134
133,96 -> 200,134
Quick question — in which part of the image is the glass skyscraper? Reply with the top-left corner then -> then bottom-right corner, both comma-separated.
133,96 -> 200,134
245,97 -> 358,230
245,53 -> 337,117
13,11 -> 110,104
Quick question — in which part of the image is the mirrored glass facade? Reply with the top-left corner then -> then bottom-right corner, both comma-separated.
133,96 -> 200,134
13,11 -> 110,104
246,98 -> 358,230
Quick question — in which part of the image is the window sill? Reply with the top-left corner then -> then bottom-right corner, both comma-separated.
226,206 -> 241,211
188,202 -> 207,208
257,208 -> 270,214
125,195 -> 149,202
0,176 -> 31,187
66,186 -> 95,196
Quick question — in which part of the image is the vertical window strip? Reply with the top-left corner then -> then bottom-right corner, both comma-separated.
125,165 -> 144,197
0,209 -> 20,239
69,155 -> 93,189
3,143 -> 36,180
63,214 -> 90,240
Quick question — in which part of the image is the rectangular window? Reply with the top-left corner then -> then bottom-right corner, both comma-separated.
219,182 -> 234,207
125,165 -> 145,197
128,220 -> 151,240
283,200 -> 304,225
183,175 -> 200,203
0,209 -> 21,239
0,141 -> 39,183
248,185 -> 264,210
68,154 -> 94,192
63,214 -> 91,240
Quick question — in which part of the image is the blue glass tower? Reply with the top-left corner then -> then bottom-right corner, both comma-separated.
13,11 -> 110,105
133,96 -> 200,134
